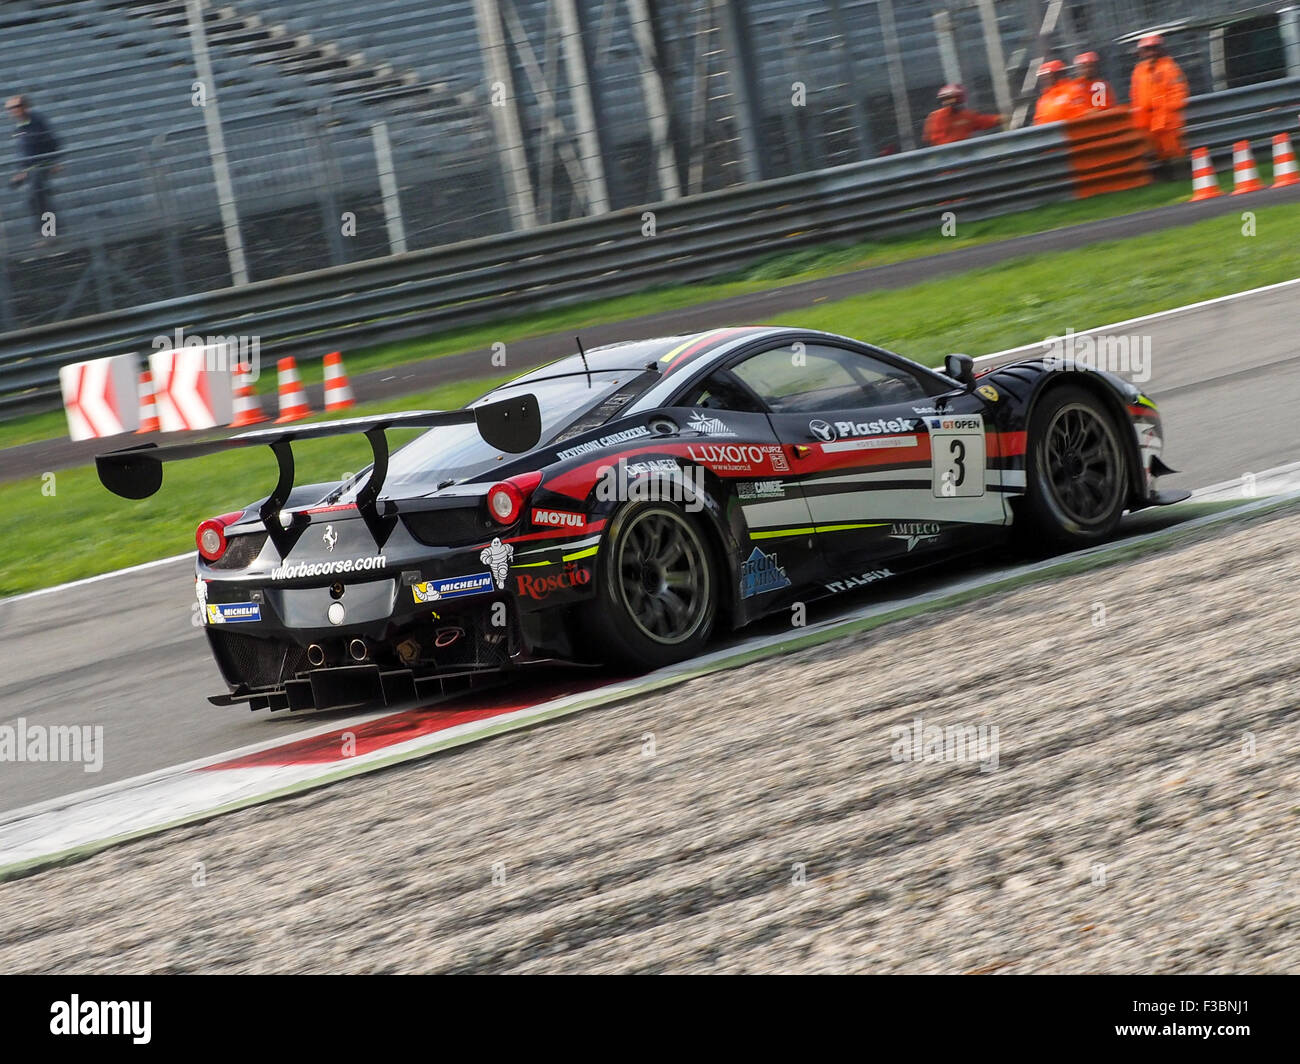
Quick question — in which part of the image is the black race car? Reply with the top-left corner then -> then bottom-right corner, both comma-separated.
97,326 -> 1187,711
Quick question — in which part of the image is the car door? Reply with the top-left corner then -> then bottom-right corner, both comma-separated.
662,366 -> 824,603
725,341 -> 1008,574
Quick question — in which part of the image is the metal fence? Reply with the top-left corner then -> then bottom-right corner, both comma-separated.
3,75 -> 1297,419
4,0 -> 1297,335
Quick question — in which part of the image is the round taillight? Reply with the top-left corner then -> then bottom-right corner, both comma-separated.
487,483 -> 524,524
197,521 -> 227,561
196,512 -> 243,562
486,472 -> 543,525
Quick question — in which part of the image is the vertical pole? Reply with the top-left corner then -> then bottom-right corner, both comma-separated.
627,0 -> 681,200
933,9 -> 965,87
310,110 -> 347,266
877,0 -> 916,151
471,0 -> 538,230
555,0 -> 610,213
185,0 -> 249,286
0,206 -> 14,331
975,0 -> 1015,120
371,121 -> 408,255
715,0 -> 766,184
826,0 -> 875,159
1280,7 -> 1300,78
148,133 -> 187,298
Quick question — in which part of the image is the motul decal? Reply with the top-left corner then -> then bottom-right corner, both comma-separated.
532,508 -> 587,530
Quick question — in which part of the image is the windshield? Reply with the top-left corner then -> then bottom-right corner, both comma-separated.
371,370 -> 636,495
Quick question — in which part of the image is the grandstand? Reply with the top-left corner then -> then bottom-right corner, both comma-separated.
0,0 -> 1292,332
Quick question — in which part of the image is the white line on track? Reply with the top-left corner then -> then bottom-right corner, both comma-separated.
0,552 -> 194,607
4,274 -> 1298,609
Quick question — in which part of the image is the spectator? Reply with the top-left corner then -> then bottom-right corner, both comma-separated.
1130,34 -> 1189,177
1073,52 -> 1116,112
922,84 -> 1002,147
6,94 -> 61,236
1032,60 -> 1082,125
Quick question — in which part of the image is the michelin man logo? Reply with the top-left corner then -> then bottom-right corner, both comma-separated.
480,537 -> 514,590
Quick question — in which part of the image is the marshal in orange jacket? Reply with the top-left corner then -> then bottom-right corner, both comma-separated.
1130,55 -> 1189,159
1072,77 -> 1117,112
1033,82 -> 1085,125
922,106 -> 1001,146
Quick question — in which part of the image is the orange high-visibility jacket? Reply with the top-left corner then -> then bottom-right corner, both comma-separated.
1131,55 -> 1188,157
1073,78 -> 1117,112
922,106 -> 1001,146
1033,82 -> 1084,125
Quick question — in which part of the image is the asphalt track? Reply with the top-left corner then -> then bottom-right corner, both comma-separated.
5,182 -> 1299,482
0,279 -> 1297,814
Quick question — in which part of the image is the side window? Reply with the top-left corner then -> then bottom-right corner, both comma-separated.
677,370 -> 766,413
730,344 -> 930,412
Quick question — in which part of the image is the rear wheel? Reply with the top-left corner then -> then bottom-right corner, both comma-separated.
586,503 -> 718,668
1022,385 -> 1128,551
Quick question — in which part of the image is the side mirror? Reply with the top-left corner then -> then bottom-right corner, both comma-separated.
944,353 -> 977,390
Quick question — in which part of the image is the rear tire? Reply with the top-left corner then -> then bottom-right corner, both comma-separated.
585,502 -> 718,669
1022,385 -> 1128,551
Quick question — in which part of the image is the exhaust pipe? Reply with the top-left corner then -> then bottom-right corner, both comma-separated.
306,644 -> 326,667
434,627 -> 463,649
348,638 -> 369,662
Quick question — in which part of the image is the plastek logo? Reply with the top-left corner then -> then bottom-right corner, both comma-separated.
322,524 -> 338,551
889,522 -> 941,551
809,419 -> 837,442
50,995 -> 151,1044
835,416 -> 914,437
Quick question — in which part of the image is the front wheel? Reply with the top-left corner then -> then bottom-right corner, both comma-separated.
584,503 -> 718,669
1022,385 -> 1129,551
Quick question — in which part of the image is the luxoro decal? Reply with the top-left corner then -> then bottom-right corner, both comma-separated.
685,442 -> 788,475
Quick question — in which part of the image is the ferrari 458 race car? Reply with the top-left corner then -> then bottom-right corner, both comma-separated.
97,326 -> 1187,711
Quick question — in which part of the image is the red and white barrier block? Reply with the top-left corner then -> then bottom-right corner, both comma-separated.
149,346 -> 234,433
59,353 -> 141,441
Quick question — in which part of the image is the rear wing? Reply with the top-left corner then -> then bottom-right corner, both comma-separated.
95,395 -> 541,551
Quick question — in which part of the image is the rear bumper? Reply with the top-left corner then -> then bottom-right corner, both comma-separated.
205,592 -> 580,710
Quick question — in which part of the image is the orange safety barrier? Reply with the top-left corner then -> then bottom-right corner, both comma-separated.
1059,108 -> 1153,199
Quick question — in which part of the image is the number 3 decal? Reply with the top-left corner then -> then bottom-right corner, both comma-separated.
929,417 -> 986,498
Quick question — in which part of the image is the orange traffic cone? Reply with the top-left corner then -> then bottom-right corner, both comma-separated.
1271,133 -> 1300,188
274,356 -> 311,423
322,350 -> 355,412
1189,147 -> 1221,202
1231,140 -> 1263,195
136,369 -> 160,434
230,362 -> 268,427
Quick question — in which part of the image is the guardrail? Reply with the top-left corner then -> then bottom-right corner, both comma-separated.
3,78 -> 1298,420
